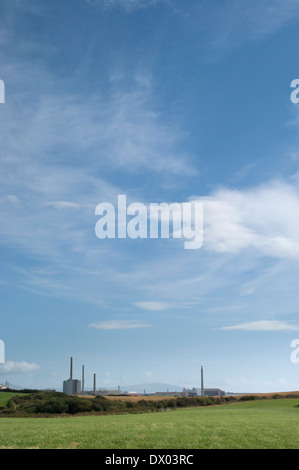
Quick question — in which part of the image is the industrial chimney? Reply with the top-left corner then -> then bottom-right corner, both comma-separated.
70,357 -> 73,380
93,373 -> 96,396
201,366 -> 204,396
82,365 -> 85,394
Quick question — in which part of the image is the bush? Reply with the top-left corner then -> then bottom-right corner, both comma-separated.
35,399 -> 69,414
69,398 -> 93,414
6,392 -> 94,415
224,396 -> 236,402
239,395 -> 259,401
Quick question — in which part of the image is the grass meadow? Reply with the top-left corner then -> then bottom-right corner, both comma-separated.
0,398 -> 299,449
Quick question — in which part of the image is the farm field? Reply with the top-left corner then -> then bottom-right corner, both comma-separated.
104,391 -> 299,402
0,398 -> 299,449
85,395 -> 179,402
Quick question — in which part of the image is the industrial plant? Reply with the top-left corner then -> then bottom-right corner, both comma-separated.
62,357 -> 81,395
62,358 -> 225,398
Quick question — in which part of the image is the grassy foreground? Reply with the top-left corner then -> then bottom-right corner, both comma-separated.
0,398 -> 299,449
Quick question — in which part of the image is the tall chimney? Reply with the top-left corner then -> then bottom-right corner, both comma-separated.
70,357 -> 73,380
93,373 -> 96,396
201,366 -> 204,396
82,365 -> 85,393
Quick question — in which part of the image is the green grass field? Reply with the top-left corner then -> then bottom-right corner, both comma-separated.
0,392 -> 26,407
0,398 -> 299,449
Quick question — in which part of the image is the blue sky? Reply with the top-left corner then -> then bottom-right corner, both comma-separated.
1,0 -> 299,393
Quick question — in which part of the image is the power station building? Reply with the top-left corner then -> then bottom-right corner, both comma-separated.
63,357 -> 81,395
185,366 -> 225,397
187,387 -> 225,397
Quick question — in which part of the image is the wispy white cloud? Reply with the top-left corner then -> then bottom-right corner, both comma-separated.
0,361 -> 40,375
102,83 -> 195,175
221,320 -> 299,332
0,194 -> 22,205
41,201 -> 92,209
195,0 -> 299,61
134,301 -> 171,311
88,320 -> 151,330
196,180 -> 299,259
85,0 -> 159,11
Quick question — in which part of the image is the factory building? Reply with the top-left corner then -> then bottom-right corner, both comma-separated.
63,379 -> 81,395
63,357 -> 81,395
187,387 -> 225,397
95,389 -> 122,396
204,388 -> 225,397
185,367 -> 225,397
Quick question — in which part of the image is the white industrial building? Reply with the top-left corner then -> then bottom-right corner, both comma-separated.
63,357 -> 81,395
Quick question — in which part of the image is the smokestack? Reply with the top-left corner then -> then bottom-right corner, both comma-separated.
70,357 -> 73,380
82,365 -> 85,394
93,373 -> 96,396
201,366 -> 204,396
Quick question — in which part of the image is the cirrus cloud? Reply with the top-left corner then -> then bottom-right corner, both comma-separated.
134,301 -> 171,311
221,320 -> 299,332
88,320 -> 151,330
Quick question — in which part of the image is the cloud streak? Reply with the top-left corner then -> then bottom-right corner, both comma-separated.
0,361 -> 40,375
134,301 -> 171,311
200,0 -> 299,59
85,0 -> 159,11
221,320 -> 299,332
88,320 -> 151,330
